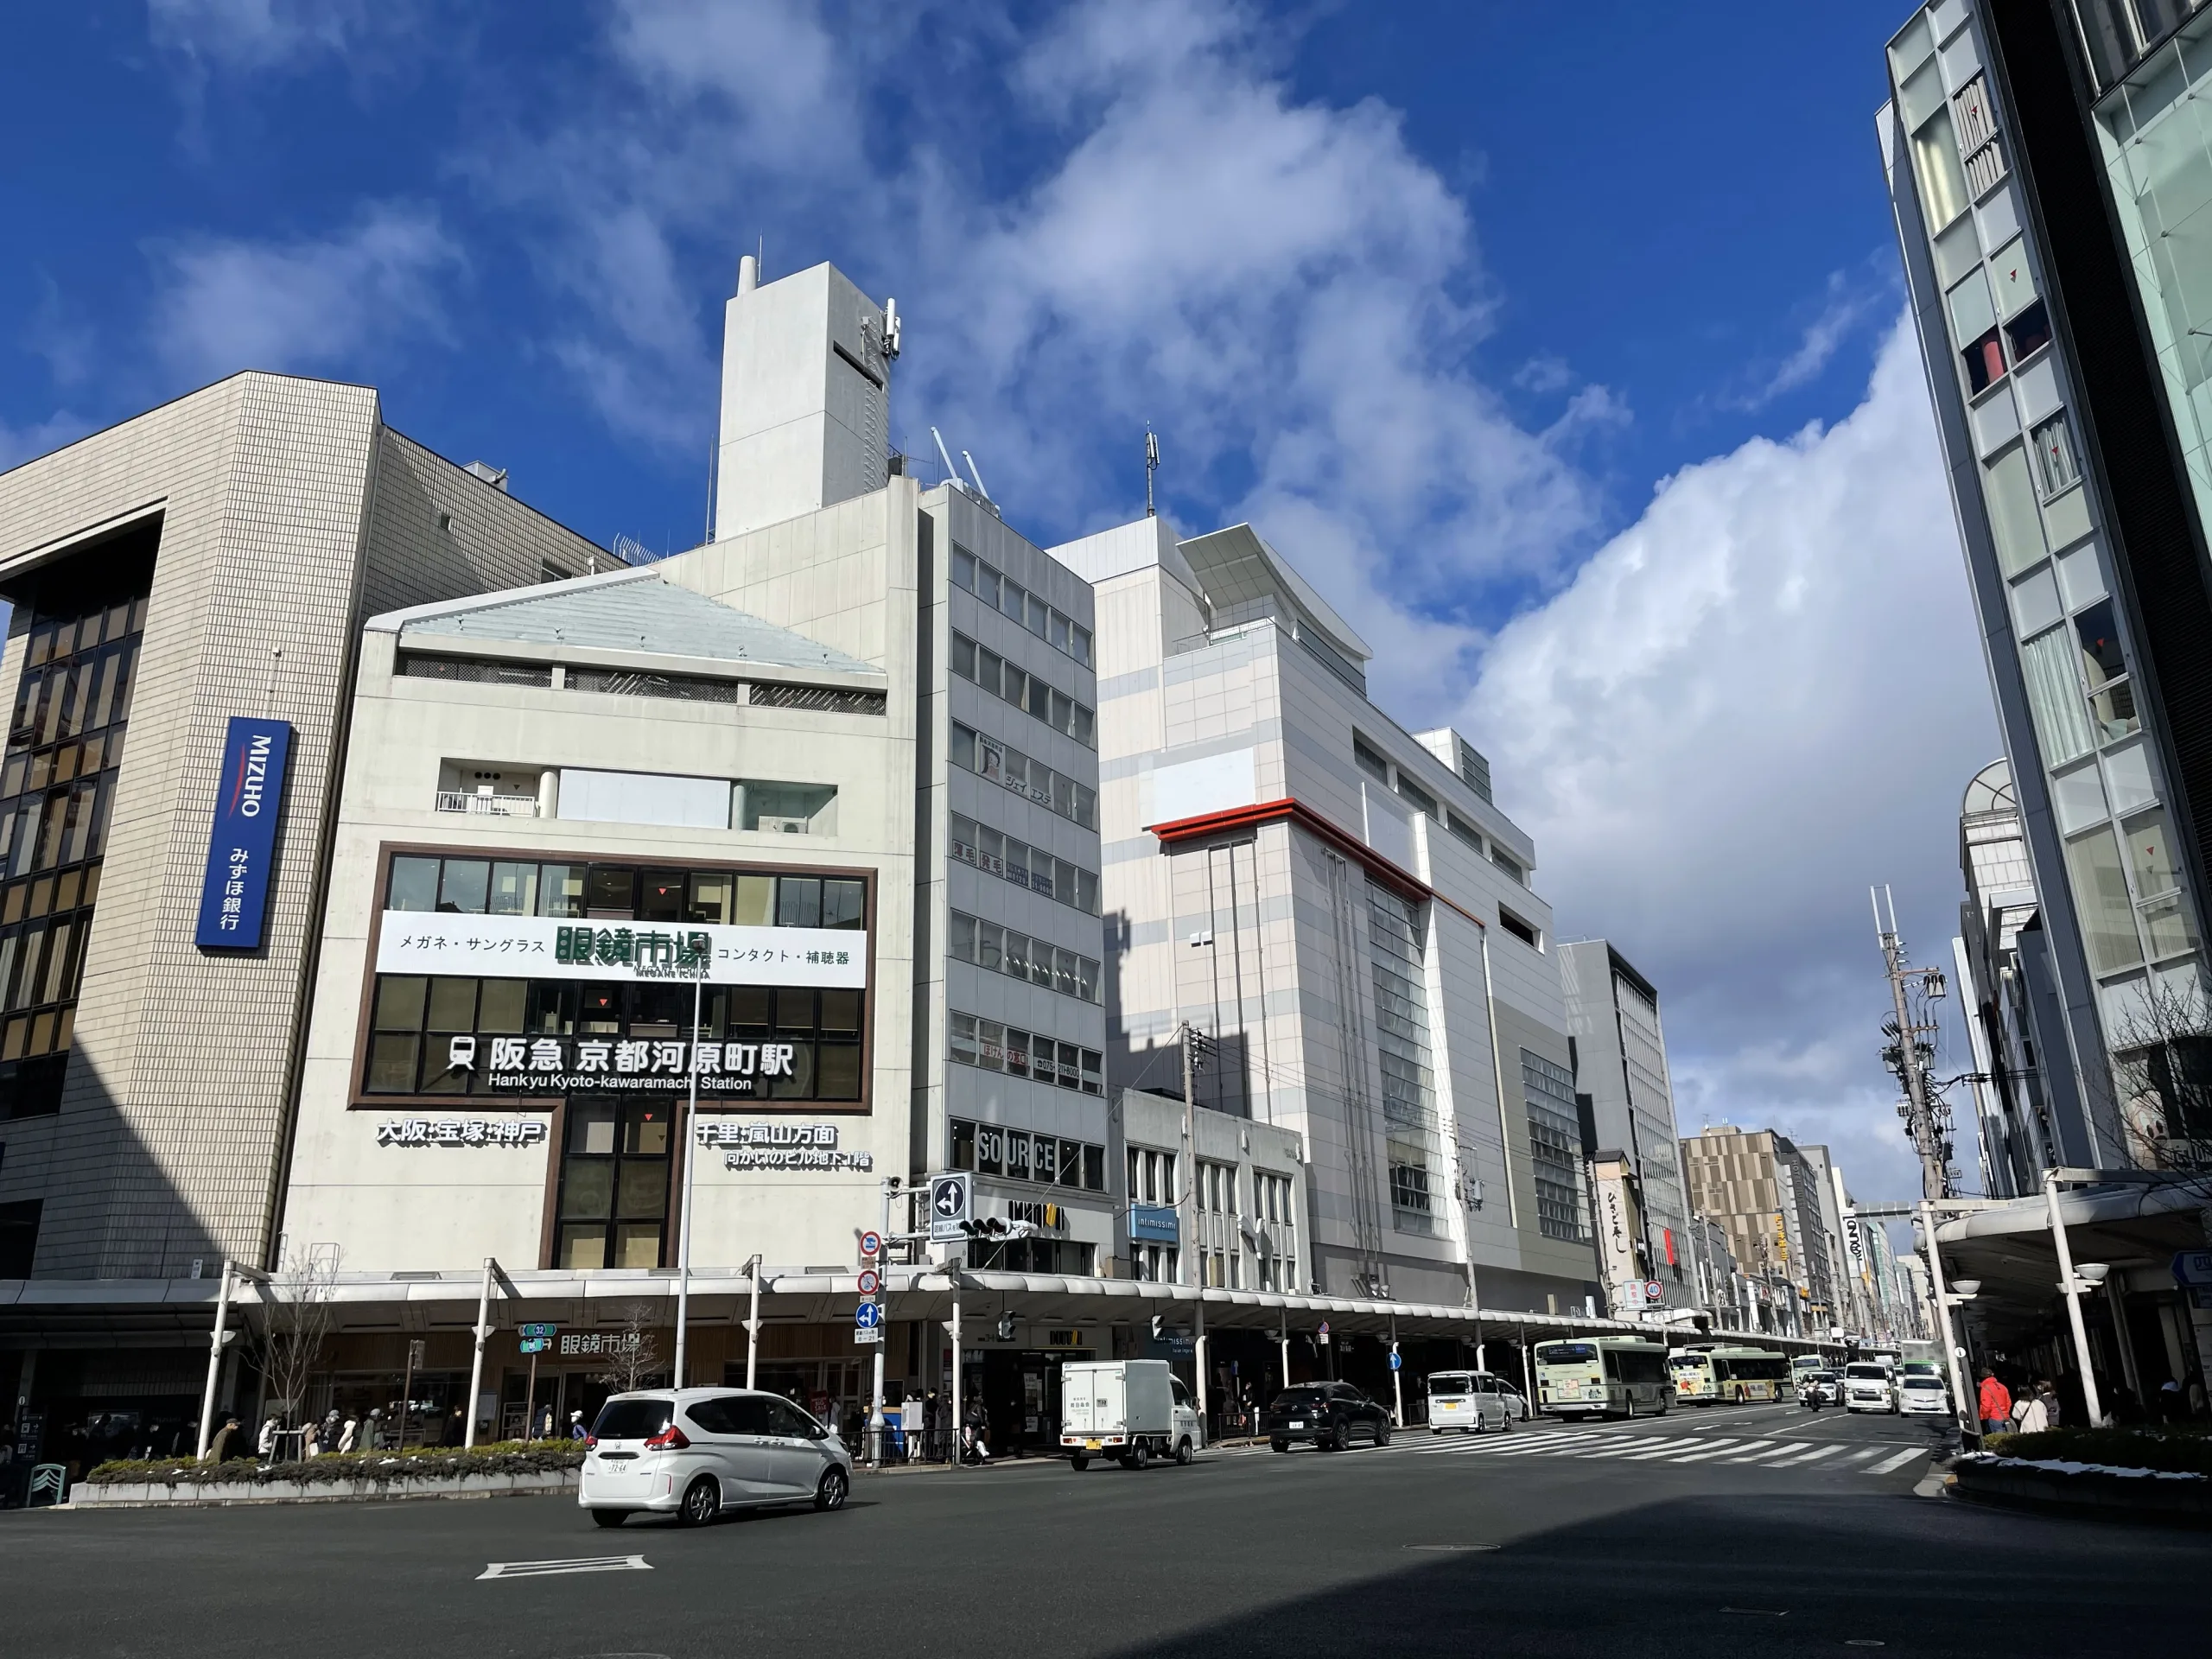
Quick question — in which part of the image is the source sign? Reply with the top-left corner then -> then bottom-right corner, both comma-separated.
860,1230 -> 884,1258
194,716 -> 293,950
1643,1280 -> 1664,1305
929,1173 -> 974,1242
857,1269 -> 881,1296
855,1301 -> 884,1331
376,913 -> 866,988
1388,1352 -> 1402,1372
519,1323 -> 558,1340
1128,1205 -> 1179,1244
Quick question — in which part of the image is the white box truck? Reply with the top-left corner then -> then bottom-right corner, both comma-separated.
1058,1360 -> 1204,1470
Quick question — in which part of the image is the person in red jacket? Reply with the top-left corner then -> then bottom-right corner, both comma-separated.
1978,1370 -> 2012,1437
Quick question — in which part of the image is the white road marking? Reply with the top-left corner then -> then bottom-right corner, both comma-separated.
1871,1446 -> 1930,1474
1719,1441 -> 1781,1462
1578,1437 -> 1701,1459
1769,1445 -> 1844,1466
478,1555 -> 652,1581
1640,1440 -> 1746,1463
1842,1446 -> 1882,1462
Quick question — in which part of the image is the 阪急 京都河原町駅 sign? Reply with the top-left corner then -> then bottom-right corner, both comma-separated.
374,912 -> 868,988
195,717 -> 293,950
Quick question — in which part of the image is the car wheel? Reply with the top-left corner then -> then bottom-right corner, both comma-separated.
1270,1438 -> 1290,1453
1374,1420 -> 1391,1447
589,1509 -> 629,1529
814,1466 -> 849,1512
1071,1454 -> 1090,1471
1624,1397 -> 1637,1421
1128,1441 -> 1150,1471
678,1475 -> 720,1528
1175,1437 -> 1193,1465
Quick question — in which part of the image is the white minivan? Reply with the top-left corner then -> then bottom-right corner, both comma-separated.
1843,1363 -> 1897,1414
579,1388 -> 855,1528
1427,1371 -> 1516,1433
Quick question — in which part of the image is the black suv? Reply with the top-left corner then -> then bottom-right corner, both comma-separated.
1265,1382 -> 1393,1452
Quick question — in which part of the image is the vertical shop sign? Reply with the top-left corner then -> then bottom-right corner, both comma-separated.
194,716 -> 292,949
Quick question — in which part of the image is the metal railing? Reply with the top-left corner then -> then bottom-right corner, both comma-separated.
433,791 -> 539,817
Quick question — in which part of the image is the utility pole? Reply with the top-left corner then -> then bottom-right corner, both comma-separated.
1872,886 -> 1954,1201
1144,428 -> 1160,518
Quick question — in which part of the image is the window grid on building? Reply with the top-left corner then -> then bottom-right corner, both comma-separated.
1367,882 -> 1442,1236
1522,1048 -> 1588,1243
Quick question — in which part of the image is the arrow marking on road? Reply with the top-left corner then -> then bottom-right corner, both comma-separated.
478,1556 -> 652,1581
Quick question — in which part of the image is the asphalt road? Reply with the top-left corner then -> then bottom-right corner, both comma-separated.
5,1403 -> 2203,1657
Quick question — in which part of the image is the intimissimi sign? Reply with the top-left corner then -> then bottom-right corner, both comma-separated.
194,716 -> 293,950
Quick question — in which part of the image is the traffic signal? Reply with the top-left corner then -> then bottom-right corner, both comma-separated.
1150,1315 -> 1164,1340
995,1313 -> 1015,1341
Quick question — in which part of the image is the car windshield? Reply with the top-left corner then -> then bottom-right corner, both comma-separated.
1427,1374 -> 1473,1394
1846,1364 -> 1888,1379
593,1396 -> 675,1440
1272,1388 -> 1330,1408
1903,1376 -> 1943,1389
1809,1372 -> 1839,1383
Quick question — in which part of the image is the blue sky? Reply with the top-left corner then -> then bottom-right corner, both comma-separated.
1,1 -> 1997,1202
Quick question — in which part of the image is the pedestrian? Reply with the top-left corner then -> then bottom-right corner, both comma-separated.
2187,1371 -> 2208,1421
337,1414 -> 359,1454
922,1390 -> 942,1461
568,1410 -> 588,1442
1977,1370 -> 2012,1438
204,1414 -> 241,1464
2012,1387 -> 2049,1435
2035,1378 -> 2061,1430
257,1415 -> 279,1463
2158,1378 -> 2183,1424
962,1395 -> 990,1464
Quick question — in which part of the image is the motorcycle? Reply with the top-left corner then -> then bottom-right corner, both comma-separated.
1801,1383 -> 1826,1412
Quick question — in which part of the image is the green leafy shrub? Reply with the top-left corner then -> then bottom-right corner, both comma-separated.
86,1438 -> 583,1487
1982,1424 -> 2212,1477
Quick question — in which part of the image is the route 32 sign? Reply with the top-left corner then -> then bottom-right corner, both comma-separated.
929,1172 -> 973,1242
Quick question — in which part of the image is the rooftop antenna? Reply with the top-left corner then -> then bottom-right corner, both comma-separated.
1145,426 -> 1160,518
881,297 -> 902,359
930,427 -> 965,494
960,448 -> 995,506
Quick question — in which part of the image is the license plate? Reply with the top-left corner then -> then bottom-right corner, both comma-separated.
1083,1439 -> 1101,1450
1288,1420 -> 1306,1429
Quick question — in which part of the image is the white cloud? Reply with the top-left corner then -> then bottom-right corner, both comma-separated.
146,0 -> 397,71
1465,319 -> 1998,1199
149,203 -> 461,383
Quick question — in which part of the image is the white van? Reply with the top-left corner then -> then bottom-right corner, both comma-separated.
1843,1363 -> 1897,1414
1058,1360 -> 1204,1469
1427,1370 -> 1515,1433
578,1388 -> 854,1527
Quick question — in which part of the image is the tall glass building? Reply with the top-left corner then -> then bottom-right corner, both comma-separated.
1883,0 -> 2212,1172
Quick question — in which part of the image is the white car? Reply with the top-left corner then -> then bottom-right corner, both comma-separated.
1843,1363 -> 1897,1414
579,1387 -> 854,1528
1897,1374 -> 1952,1417
1426,1371 -> 1516,1433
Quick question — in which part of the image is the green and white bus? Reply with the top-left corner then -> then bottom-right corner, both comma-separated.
1533,1337 -> 1673,1420
1669,1344 -> 1791,1405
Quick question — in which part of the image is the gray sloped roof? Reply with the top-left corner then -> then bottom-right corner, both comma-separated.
376,570 -> 879,677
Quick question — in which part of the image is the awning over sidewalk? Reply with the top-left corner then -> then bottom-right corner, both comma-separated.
1932,1182 -> 2204,1346
0,1267 -> 1838,1354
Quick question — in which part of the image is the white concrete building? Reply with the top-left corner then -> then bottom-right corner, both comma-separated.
1054,515 -> 1603,1316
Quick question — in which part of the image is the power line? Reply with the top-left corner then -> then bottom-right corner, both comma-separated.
1871,885 -> 1955,1200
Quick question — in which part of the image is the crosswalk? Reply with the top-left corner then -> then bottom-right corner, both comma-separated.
1230,1423 -> 1931,1478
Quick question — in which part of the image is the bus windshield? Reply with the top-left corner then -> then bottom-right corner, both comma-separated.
1539,1343 -> 1598,1363
1669,1353 -> 1709,1370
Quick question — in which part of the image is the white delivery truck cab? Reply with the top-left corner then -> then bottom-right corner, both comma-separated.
1058,1360 -> 1204,1470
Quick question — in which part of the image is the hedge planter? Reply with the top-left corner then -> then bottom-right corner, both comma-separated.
1953,1454 -> 2212,1525
69,1442 -> 585,1507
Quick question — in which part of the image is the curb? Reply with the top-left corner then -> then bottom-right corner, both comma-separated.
1948,1459 -> 2212,1529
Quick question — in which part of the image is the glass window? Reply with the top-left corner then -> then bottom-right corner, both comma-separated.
1985,445 -> 2049,577
488,861 -> 537,916
950,633 -> 976,681
976,1122 -> 1004,1176
820,988 -> 861,1033
950,1011 -> 978,1067
2124,808 -> 2183,899
438,860 -> 489,914
1005,1027 -> 1029,1078
426,976 -> 478,1030
952,546 -> 976,593
2064,824 -> 2145,975
2076,601 -> 2126,690
2021,625 -> 2096,765
388,855 -> 441,912
1077,957 -> 1100,1003
639,871 -> 685,921
823,878 -> 866,929
950,722 -> 976,772
477,978 -> 526,1033
1071,624 -> 1092,666
1911,105 -> 1969,229
586,866 -> 635,916
688,872 -> 733,924
951,1119 -> 976,1170
977,921 -> 1003,974
977,1019 -> 1006,1071
1947,266 -> 1997,353
732,874 -> 775,927
1006,1132 -> 1032,1181
1084,1145 -> 1105,1191
2005,299 -> 2053,364
537,863 -> 587,917
2032,415 -> 2081,498
950,912 -> 976,963
364,1033 -> 418,1093
817,1042 -> 862,1100
777,877 -> 822,928
1352,735 -> 1389,785
373,975 -> 427,1031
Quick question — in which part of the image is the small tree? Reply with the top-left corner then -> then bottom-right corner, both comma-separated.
591,1302 -> 665,1395
260,1243 -> 342,1433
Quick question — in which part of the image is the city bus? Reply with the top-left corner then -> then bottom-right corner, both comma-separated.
1669,1345 -> 1792,1404
1790,1353 -> 1827,1389
1533,1338 -> 1672,1420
